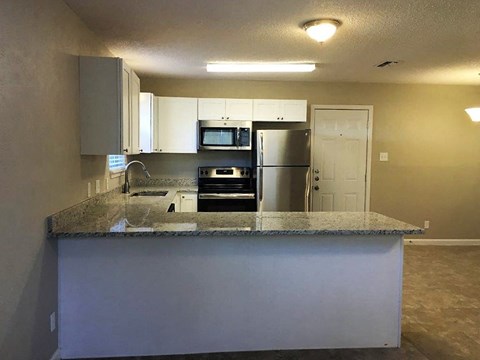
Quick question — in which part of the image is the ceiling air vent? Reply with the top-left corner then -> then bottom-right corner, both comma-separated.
376,61 -> 400,68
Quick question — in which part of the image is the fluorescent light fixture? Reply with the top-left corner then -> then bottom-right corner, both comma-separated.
465,107 -> 480,122
206,63 -> 315,73
303,19 -> 341,43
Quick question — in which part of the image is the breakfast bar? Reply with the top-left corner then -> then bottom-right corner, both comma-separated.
50,189 -> 422,359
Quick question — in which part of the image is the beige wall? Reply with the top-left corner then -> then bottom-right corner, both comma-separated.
0,1 -> 120,358
140,78 -> 480,239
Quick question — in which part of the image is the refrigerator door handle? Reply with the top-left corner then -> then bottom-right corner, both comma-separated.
258,132 -> 264,210
305,170 -> 311,211
259,166 -> 264,203
259,132 -> 264,167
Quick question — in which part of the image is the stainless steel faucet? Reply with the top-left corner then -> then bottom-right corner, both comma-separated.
123,160 -> 151,194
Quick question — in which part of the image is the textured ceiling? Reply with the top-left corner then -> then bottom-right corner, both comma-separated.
64,0 -> 480,84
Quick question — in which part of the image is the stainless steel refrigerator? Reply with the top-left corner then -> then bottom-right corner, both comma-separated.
255,129 -> 311,211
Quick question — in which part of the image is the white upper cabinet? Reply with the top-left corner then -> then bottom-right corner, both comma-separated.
139,92 -> 156,153
252,99 -> 281,121
282,100 -> 307,122
253,99 -> 307,122
154,97 -> 197,153
224,99 -> 253,120
130,71 -> 141,154
198,98 -> 253,120
79,56 -> 141,155
198,98 -> 225,120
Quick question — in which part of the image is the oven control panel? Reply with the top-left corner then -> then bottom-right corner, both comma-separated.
198,167 -> 251,178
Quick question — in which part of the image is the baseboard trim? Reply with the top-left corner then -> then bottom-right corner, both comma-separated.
405,239 -> 480,246
49,349 -> 60,360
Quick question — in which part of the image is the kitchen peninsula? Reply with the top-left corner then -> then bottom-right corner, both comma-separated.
49,187 -> 422,359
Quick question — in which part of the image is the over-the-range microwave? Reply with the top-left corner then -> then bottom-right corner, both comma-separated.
198,120 -> 252,151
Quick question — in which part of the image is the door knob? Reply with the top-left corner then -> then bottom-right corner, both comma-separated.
315,176 -> 319,181
314,186 -> 319,191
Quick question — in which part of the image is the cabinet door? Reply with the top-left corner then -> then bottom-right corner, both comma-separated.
79,57 -> 142,155
173,193 -> 181,212
198,98 -> 226,120
281,100 -> 307,122
139,92 -> 153,153
155,97 -> 198,153
121,64 -> 131,154
225,99 -> 253,120
253,99 -> 282,121
130,71 -> 141,154
179,192 -> 197,212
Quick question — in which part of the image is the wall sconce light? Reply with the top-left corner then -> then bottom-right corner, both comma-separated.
303,19 -> 341,43
465,107 -> 480,122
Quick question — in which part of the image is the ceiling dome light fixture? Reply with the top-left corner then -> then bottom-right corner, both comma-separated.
465,107 -> 480,122
303,19 -> 341,43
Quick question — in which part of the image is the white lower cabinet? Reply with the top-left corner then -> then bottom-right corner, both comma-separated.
172,191 -> 197,212
154,97 -> 197,153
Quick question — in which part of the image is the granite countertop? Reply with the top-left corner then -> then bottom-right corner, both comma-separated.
48,185 -> 423,238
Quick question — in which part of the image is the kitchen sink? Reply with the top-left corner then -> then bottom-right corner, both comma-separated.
130,190 -> 168,197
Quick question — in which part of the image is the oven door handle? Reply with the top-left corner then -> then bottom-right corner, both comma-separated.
198,193 -> 256,200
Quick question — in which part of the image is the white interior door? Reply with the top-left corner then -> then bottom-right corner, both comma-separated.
312,109 -> 369,211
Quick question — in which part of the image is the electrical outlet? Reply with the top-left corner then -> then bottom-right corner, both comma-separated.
379,152 -> 389,162
50,312 -> 56,332
95,180 -> 101,194
87,182 -> 91,198
424,220 -> 430,229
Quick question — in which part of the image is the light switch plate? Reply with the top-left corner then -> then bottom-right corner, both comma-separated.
379,152 -> 389,161
424,220 -> 430,229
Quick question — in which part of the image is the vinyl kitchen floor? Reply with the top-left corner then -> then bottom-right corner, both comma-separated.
74,246 -> 480,360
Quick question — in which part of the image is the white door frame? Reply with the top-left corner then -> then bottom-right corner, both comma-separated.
310,105 -> 374,211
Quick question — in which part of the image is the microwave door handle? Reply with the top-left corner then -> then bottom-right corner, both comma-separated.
236,128 -> 240,147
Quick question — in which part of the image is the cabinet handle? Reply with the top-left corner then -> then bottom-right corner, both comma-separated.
221,117 -> 224,119
281,117 -> 284,120
154,149 -> 158,151
140,149 -> 143,152
277,117 -> 280,120
227,117 -> 230,119
315,176 -> 319,181
123,149 -> 128,153
314,186 -> 319,191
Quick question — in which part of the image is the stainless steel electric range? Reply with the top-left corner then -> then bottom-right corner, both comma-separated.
197,166 -> 256,212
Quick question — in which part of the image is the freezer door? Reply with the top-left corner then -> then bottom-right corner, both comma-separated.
256,130 -> 311,166
257,166 -> 310,211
